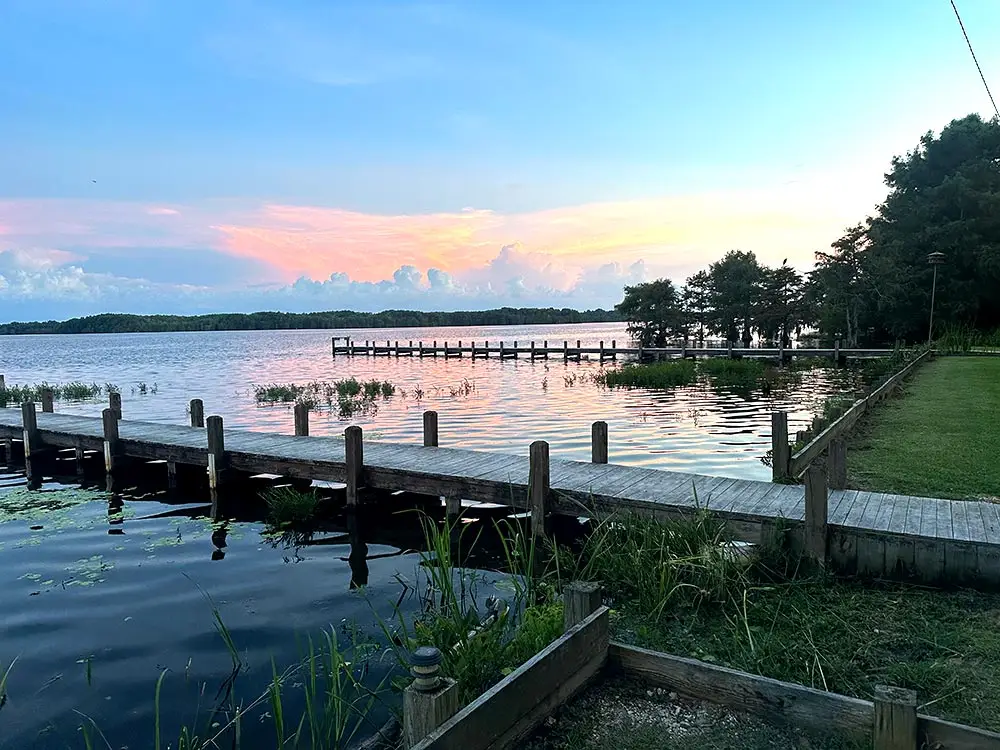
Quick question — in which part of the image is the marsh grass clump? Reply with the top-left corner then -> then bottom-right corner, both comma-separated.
936,323 -> 1000,353
252,379 -> 397,418
596,360 -> 697,389
264,487 -> 320,528
378,514 -> 564,704
0,381 -> 115,407
697,357 -> 767,388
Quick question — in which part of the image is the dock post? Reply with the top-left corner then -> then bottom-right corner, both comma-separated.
770,411 -> 790,481
530,341 -> 536,359
433,340 -> 438,357
471,341 -> 477,358
576,339 -> 581,359
109,391 -> 122,419
102,407 -> 120,474
166,460 -> 178,488
513,340 -> 518,359
294,402 -> 310,437
189,399 -> 205,428
833,339 -> 841,365
543,339 -> 548,359
75,447 -> 87,478
403,647 -> 460,749
206,415 -> 227,489
829,438 -> 847,489
444,341 -> 449,358
873,685 -> 917,750
529,440 -> 550,538
727,340 -> 734,359
345,425 -> 364,506
804,465 -> 828,568
419,341 -> 424,357
422,410 -> 438,447
394,340 -> 400,357
591,421 -> 608,464
563,340 -> 569,361
22,402 -> 40,478
599,340 -> 605,360
0,374 -> 4,390
563,581 -> 602,630
41,387 -> 54,413
637,345 -> 643,362
778,339 -> 785,364
500,341 -> 505,358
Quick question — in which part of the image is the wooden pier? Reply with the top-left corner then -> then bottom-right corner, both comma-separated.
2,404 -> 998,586
332,338 -> 892,362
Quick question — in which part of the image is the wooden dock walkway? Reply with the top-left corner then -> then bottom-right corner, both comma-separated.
332,337 -> 892,362
2,407 -> 998,585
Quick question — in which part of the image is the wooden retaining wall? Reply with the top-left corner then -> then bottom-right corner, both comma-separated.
772,349 -> 932,482
405,584 -> 1000,750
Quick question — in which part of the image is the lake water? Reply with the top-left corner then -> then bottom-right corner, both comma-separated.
0,323 -> 859,748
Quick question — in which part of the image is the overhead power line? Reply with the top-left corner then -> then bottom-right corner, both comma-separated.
949,0 -> 1000,119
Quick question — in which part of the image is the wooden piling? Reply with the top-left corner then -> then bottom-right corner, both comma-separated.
21,401 -> 39,460
294,402 -> 310,437
599,340 -> 605,360
189,398 -> 205,428
611,340 -> 617,360
166,460 -> 178,488
834,339 -> 841,365
403,665 -> 459,748
41,387 -> 54,413
102,407 -> 120,473
829,438 -> 847,490
206,415 -> 226,489
804,465 -> 828,567
530,341 -> 536,359
771,411 -> 790,481
727,340 -> 734,359
529,440 -> 550,537
563,581 -> 602,630
109,391 -> 122,419
423,410 -> 439,448
345,425 -> 364,506
873,685 -> 917,750
74,447 -> 86,477
395,340 -> 400,357
591,421 -> 608,464
563,340 -> 569,361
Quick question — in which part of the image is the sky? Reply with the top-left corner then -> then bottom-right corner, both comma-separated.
1,0 -> 999,321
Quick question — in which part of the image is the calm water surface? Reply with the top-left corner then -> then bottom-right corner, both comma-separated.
0,323 -> 856,748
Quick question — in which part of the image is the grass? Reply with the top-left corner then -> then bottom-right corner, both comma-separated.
377,514 -> 565,704
697,357 -> 767,388
264,486 -> 320,528
936,324 -> 1000,353
0,381 -> 118,407
596,360 -> 697,388
552,511 -> 1000,734
253,379 -> 396,417
847,357 -> 1000,499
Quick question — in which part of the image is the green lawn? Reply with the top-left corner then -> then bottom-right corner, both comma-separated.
848,356 -> 1000,499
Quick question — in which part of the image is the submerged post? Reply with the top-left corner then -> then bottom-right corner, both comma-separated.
422,410 -> 438,447
189,398 -> 205,428
529,440 -> 550,538
206,415 -> 226,489
563,581 -> 602,631
345,425 -> 364,506
804,465 -> 828,568
109,391 -> 122,420
102,407 -> 120,473
771,411 -> 790,481
873,685 -> 917,750
41,387 -> 54,413
402,646 -> 459,749
294,402 -> 310,437
591,420 -> 608,464
829,438 -> 847,489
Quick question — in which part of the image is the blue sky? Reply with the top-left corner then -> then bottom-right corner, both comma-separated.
1,0 -> 998,320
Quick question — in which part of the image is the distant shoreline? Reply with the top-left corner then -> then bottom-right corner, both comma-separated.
0,308 -> 623,335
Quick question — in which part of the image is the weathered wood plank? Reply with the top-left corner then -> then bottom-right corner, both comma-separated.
412,608 -> 609,750
609,643 -> 871,742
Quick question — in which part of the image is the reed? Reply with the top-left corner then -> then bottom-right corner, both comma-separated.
264,487 -> 320,528
0,381 -> 113,407
596,360 -> 697,388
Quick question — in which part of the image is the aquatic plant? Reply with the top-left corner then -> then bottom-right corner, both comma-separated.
252,379 -> 397,418
264,486 -> 320,528
596,360 -> 697,389
696,357 -> 767,388
0,381 -> 116,407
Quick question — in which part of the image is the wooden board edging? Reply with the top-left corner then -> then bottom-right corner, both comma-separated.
609,642 -> 1000,749
411,606 -> 610,750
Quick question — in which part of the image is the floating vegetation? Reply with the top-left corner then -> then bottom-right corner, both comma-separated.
696,357 -> 767,388
0,381 -> 121,407
252,378 -> 397,418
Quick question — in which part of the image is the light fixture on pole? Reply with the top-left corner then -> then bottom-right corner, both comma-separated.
927,251 -> 946,344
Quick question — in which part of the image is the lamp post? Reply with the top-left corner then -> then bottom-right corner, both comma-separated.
927,252 -> 946,344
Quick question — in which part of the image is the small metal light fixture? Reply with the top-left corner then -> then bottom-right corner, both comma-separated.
410,646 -> 443,692
927,252 -> 947,344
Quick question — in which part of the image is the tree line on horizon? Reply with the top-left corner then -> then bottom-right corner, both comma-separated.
618,114 -> 1000,348
0,307 -> 622,335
